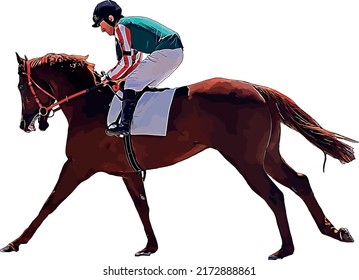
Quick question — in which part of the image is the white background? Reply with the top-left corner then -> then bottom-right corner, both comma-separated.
1,0 -> 358,279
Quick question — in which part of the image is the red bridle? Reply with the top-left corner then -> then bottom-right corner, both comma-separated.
24,60 -> 105,117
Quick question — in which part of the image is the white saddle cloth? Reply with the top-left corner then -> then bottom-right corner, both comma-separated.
107,88 -> 176,136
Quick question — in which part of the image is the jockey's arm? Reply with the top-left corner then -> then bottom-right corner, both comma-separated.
107,24 -> 137,80
118,50 -> 142,79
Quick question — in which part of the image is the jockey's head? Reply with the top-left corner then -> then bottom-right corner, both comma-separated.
92,1 -> 123,35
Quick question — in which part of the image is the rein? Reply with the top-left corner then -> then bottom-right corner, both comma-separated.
25,60 -> 104,117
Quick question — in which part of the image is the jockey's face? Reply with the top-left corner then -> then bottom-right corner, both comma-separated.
100,16 -> 115,36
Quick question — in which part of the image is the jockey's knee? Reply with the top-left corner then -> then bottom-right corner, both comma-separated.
124,81 -> 146,92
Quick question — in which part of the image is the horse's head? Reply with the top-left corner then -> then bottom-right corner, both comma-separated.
15,52 -> 98,132
16,53 -> 54,132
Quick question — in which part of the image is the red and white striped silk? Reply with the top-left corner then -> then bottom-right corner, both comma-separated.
108,24 -> 141,80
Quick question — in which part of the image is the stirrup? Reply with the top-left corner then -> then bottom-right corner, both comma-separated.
105,124 -> 130,137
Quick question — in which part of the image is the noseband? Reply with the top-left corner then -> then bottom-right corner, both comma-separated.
24,60 -> 104,117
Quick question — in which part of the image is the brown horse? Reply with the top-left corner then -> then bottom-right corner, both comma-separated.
1,52 -> 356,260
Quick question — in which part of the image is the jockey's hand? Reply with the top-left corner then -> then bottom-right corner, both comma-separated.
100,72 -> 116,86
101,78 -> 110,84
101,72 -> 109,82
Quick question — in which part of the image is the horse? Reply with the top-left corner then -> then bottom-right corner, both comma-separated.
1,52 -> 356,260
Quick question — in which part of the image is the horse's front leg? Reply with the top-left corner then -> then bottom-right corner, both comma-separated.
1,159 -> 95,252
123,173 -> 158,256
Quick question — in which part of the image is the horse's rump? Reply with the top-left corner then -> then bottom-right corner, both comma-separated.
187,77 -> 265,104
187,77 -> 356,164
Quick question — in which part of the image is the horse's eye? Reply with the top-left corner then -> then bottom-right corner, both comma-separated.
18,84 -> 24,91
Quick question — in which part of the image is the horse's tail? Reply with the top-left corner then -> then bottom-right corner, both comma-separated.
254,85 -> 357,164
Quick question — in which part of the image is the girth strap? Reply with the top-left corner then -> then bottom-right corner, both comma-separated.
123,134 -> 146,181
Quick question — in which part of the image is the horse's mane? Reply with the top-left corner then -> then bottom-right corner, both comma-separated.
29,53 -> 94,71
28,53 -> 97,84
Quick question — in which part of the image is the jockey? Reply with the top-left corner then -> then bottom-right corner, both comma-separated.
92,0 -> 184,137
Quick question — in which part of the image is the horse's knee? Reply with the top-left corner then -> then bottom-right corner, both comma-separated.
269,187 -> 285,207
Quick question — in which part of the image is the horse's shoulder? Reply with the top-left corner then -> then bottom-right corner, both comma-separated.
187,78 -> 265,103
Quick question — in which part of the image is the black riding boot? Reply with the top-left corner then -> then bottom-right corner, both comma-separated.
106,89 -> 137,137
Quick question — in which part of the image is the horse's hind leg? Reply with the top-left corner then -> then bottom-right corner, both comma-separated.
222,155 -> 295,259
122,173 -> 158,256
264,120 -> 354,243
216,109 -> 294,259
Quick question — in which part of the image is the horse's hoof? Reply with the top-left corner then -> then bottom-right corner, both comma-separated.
268,246 -> 294,260
0,246 -> 11,253
135,248 -> 156,257
268,254 -> 282,260
339,228 -> 354,242
135,251 -> 152,257
0,243 -> 18,253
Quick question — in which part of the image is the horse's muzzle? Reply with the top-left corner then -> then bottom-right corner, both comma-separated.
19,119 -> 35,132
20,114 -> 50,132
20,113 -> 38,132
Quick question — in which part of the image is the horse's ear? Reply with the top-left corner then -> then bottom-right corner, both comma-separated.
24,55 -> 28,61
16,52 -> 24,64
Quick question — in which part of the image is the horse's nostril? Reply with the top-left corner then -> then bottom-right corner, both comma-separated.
20,120 -> 26,130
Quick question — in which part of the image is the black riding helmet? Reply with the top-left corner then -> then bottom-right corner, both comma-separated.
92,0 -> 122,27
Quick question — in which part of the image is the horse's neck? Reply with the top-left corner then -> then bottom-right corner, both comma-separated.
47,69 -> 109,124
58,83 -> 112,127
